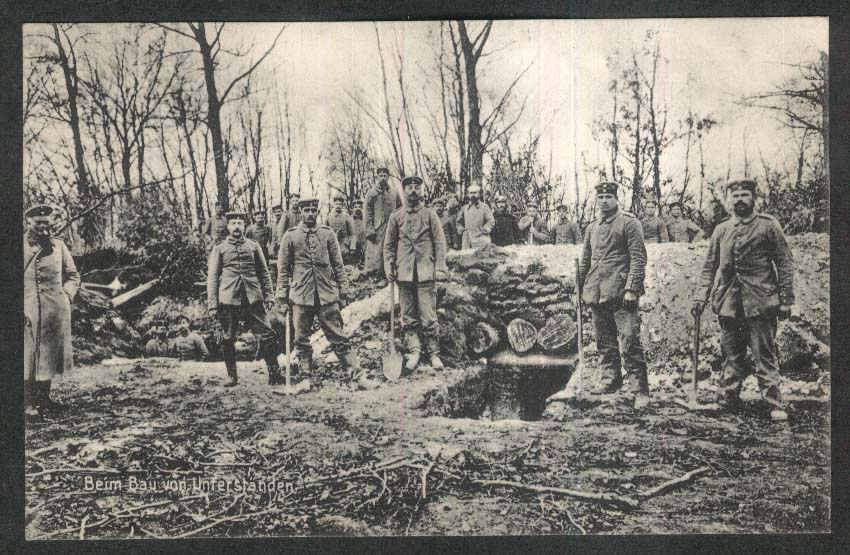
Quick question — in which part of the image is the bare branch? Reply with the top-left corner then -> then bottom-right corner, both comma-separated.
219,25 -> 284,103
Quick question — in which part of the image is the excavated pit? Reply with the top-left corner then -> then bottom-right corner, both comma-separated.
417,246 -> 581,420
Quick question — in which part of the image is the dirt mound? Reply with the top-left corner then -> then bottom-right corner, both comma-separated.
72,288 -> 143,365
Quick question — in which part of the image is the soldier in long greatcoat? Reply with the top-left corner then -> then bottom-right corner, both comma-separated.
24,204 -> 80,417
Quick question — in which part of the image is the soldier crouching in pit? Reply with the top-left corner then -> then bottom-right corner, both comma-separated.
694,179 -> 795,421
276,198 -> 379,390
207,211 -> 281,387
578,181 -> 650,409
384,176 -> 449,372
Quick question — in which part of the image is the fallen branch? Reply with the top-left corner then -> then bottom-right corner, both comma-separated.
111,494 -> 205,516
636,466 -> 711,501
472,478 -> 640,510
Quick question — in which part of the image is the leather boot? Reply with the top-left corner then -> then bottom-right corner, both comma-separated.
591,371 -> 623,395
298,353 -> 315,377
223,345 -> 238,387
405,330 -> 422,372
260,338 -> 282,385
340,351 -> 379,390
427,336 -> 444,370
632,369 -> 650,409
267,365 -> 282,386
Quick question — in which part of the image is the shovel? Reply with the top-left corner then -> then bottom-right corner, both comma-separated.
274,307 -> 311,396
382,280 -> 404,380
674,306 -> 718,411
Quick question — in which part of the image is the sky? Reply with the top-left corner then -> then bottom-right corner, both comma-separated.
224,18 -> 827,203
24,18 -> 828,213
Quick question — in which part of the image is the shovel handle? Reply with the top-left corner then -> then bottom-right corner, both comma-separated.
389,280 -> 397,355
691,306 -> 701,402
285,310 -> 291,388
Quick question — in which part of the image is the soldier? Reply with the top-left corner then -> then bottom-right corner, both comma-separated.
694,179 -> 794,421
145,324 -> 171,357
268,204 -> 284,286
351,198 -> 367,266
246,210 -> 273,263
327,194 -> 357,263
517,201 -> 550,245
433,197 -> 460,251
549,203 -> 582,245
171,315 -> 210,362
384,176 -> 449,372
203,201 -> 229,249
274,193 -> 303,252
456,184 -> 495,249
491,194 -> 518,246
276,198 -> 378,389
639,198 -> 670,243
578,182 -> 649,409
364,167 -> 402,286
207,211 -> 281,387
24,204 -> 81,417
445,194 -> 463,250
667,201 -> 705,243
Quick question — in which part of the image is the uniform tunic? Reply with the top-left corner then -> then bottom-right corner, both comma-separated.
172,332 -> 210,361
384,204 -> 448,336
549,218 -> 581,245
492,211 -> 518,246
352,215 -> 366,259
246,223 -> 272,261
698,213 -> 795,406
456,202 -> 495,249
276,223 -> 352,359
327,211 -> 357,257
204,215 -> 229,245
364,184 -> 402,273
640,214 -> 670,243
24,236 -> 80,381
145,338 -> 171,357
273,209 -> 302,256
517,215 -> 549,245
440,212 -> 461,250
667,217 -> 703,243
578,209 -> 648,385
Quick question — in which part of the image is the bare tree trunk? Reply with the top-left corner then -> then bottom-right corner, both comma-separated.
456,20 -> 493,186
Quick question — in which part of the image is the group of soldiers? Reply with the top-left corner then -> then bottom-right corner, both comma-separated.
144,315 -> 209,362
25,169 -> 795,421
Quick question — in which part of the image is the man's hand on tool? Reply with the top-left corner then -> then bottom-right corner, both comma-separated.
623,290 -> 638,309
263,300 -> 275,311
692,300 -> 706,316
778,304 -> 792,321
277,300 -> 289,317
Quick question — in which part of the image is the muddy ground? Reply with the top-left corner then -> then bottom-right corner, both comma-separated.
25,235 -> 830,538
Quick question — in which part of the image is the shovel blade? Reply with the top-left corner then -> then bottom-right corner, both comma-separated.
382,353 -> 404,381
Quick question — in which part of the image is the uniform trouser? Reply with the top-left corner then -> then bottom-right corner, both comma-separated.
217,301 -> 278,369
718,312 -> 782,407
398,280 -> 438,337
292,302 -> 350,360
590,300 -> 647,390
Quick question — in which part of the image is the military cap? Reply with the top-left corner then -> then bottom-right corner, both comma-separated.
556,203 -> 568,210
332,194 -> 346,202
26,204 -> 54,218
525,200 -> 539,208
467,184 -> 482,193
254,210 -> 265,216
668,200 -> 683,210
289,192 -> 301,199
401,176 -> 423,187
299,197 -> 320,209
225,211 -> 247,221
352,198 -> 364,206
432,197 -> 446,206
494,194 -> 506,202
594,181 -> 620,195
376,167 -> 390,175
727,179 -> 756,194
271,204 -> 282,211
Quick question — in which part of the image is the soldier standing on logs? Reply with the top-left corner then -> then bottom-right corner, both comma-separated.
667,201 -> 705,243
207,211 -> 281,387
327,194 -> 357,264
276,198 -> 378,389
578,181 -> 650,409
491,194 -> 518,246
549,203 -> 582,245
384,176 -> 449,372
456,184 -> 495,249
639,197 -> 670,243
24,204 -> 81,417
694,179 -> 795,421
517,201 -> 550,245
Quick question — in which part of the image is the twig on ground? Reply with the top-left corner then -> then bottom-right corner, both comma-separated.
79,515 -> 89,539
111,495 -> 206,516
472,478 -> 640,510
566,510 -> 586,534
636,466 -> 711,501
